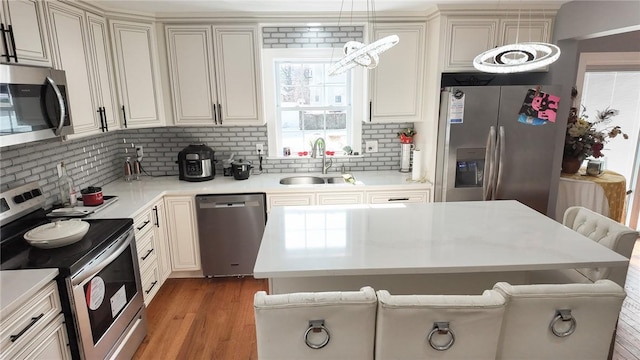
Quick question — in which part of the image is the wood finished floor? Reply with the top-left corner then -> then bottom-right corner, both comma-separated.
134,240 -> 640,360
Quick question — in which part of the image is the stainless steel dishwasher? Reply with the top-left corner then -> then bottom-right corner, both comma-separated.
195,193 -> 266,277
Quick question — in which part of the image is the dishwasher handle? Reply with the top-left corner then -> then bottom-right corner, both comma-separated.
198,200 -> 262,209
215,202 -> 246,208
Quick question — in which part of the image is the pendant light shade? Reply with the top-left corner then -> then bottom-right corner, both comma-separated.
473,42 -> 561,73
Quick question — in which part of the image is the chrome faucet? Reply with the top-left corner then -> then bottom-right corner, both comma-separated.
311,137 -> 333,174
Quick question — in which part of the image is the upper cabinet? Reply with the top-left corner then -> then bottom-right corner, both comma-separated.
0,0 -> 51,66
165,24 -> 264,126
110,19 -> 165,128
368,23 -> 426,123
46,2 -> 118,137
442,15 -> 553,72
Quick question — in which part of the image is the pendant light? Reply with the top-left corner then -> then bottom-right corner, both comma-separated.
473,5 -> 560,73
328,0 -> 399,76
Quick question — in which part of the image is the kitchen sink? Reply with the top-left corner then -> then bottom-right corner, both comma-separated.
279,176 -> 325,185
279,176 -> 347,185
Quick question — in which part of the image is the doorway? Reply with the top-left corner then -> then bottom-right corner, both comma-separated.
576,52 -> 640,229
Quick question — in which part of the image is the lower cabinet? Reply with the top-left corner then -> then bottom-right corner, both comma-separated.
133,197 -> 171,305
164,195 -> 201,271
1,281 -> 71,359
267,188 -> 430,212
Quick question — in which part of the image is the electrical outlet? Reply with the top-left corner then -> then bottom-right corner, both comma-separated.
135,146 -> 144,159
365,140 -> 378,153
256,143 -> 264,154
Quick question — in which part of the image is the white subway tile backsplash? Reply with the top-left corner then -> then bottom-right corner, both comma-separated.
262,26 -> 364,48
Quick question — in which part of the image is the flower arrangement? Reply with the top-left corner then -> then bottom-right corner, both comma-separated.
563,105 -> 627,160
397,127 -> 416,144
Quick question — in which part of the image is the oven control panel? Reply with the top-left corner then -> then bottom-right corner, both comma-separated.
0,182 -> 45,225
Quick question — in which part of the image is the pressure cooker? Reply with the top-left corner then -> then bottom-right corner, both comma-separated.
177,144 -> 215,181
231,160 -> 252,180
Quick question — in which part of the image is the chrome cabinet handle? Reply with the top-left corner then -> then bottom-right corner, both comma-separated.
103,107 -> 108,131
213,103 -> 217,124
483,126 -> 497,201
10,313 -> 44,342
495,126 -> 505,199
388,198 -> 409,202
217,103 -> 222,124
136,220 -> 150,231
46,76 -> 67,136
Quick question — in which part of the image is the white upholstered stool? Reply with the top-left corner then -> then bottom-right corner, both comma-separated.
374,289 -> 506,360
530,206 -> 638,287
253,286 -> 377,360
494,280 -> 626,360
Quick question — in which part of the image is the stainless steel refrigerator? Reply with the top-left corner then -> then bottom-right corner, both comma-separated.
434,85 -> 562,214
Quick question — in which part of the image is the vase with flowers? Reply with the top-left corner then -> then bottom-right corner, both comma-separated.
397,127 -> 416,144
562,89 -> 628,174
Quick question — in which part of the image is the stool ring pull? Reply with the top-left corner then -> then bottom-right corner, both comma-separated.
304,319 -> 330,349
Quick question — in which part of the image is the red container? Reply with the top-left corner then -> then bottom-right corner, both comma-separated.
81,186 -> 103,206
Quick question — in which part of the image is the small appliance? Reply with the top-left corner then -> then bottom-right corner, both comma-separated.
178,144 -> 215,181
0,64 -> 73,147
231,159 -> 252,180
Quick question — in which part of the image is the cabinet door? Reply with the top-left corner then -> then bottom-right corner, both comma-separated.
12,314 -> 71,360
86,12 -> 119,132
152,198 -> 172,283
214,26 -> 264,125
111,20 -> 164,128
498,18 -> 552,45
0,0 -> 51,66
317,191 -> 364,205
369,23 -> 425,123
46,2 -> 100,136
165,25 -> 218,125
366,190 -> 430,204
164,196 -> 201,271
266,193 -> 315,213
443,17 -> 498,72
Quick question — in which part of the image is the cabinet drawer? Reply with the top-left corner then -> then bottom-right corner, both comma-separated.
133,208 -> 154,237
366,191 -> 430,204
9,313 -> 71,360
136,230 -> 157,273
317,192 -> 364,205
141,263 -> 161,305
0,281 -> 62,355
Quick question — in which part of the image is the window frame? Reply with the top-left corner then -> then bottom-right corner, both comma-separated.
262,48 -> 365,158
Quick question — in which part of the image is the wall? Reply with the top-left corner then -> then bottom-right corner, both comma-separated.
122,122 -> 413,176
262,25 -> 364,48
0,132 -> 122,207
0,120 -> 410,206
542,0 -> 640,217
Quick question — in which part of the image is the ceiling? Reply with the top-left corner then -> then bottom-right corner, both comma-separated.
88,0 -> 569,16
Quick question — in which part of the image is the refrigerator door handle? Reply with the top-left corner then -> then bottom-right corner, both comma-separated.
495,126 -> 506,199
483,126 -> 496,201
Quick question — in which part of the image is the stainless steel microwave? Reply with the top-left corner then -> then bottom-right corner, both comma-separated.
0,64 -> 73,147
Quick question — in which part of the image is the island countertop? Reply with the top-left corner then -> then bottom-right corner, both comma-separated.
253,200 -> 629,278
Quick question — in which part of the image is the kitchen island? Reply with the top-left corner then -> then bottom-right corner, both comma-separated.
253,200 -> 629,294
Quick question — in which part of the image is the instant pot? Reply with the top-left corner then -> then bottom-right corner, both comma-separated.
178,144 -> 215,181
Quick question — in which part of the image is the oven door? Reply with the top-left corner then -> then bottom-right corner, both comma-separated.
0,65 -> 73,147
70,227 -> 146,360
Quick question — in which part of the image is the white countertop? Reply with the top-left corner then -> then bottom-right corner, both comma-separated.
253,200 -> 629,278
89,171 -> 431,219
0,269 -> 58,318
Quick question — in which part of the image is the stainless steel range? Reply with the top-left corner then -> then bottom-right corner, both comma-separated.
0,182 -> 147,359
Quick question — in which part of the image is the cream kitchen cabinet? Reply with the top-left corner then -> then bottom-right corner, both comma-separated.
442,15 -> 553,72
0,0 -> 51,66
46,2 -> 118,137
165,24 -> 263,126
1,280 -> 71,360
133,198 -> 171,305
317,191 -> 364,205
164,195 -> 201,271
266,193 -> 314,212
368,23 -> 426,123
266,191 -> 366,212
365,189 -> 431,204
110,19 -> 165,129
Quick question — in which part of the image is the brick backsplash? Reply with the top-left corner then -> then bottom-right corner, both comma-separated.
1,132 -> 122,208
122,123 -> 413,176
262,26 -> 364,48
0,122 -> 412,206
